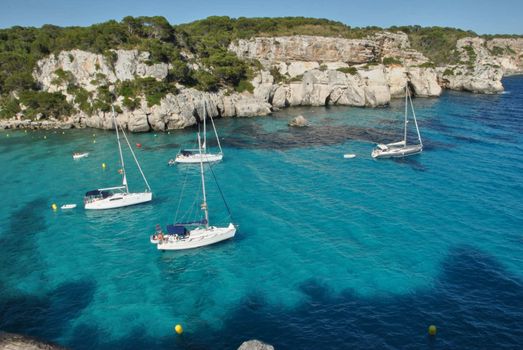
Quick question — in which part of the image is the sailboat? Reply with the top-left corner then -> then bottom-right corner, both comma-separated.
84,106 -> 152,210
175,102 -> 223,164
151,133 -> 236,250
371,85 -> 423,159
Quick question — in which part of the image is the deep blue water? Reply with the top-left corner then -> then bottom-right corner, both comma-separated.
1,76 -> 522,349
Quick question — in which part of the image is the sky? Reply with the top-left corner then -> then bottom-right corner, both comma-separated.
0,0 -> 521,35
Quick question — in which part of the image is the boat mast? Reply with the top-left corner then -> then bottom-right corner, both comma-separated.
202,101 -> 207,153
404,84 -> 409,146
209,114 -> 223,155
119,124 -> 152,192
112,105 -> 129,193
197,132 -> 209,228
408,87 -> 423,147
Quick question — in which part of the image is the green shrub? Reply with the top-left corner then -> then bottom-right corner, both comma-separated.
235,79 -> 254,93
442,68 -> 454,76
288,74 -> 303,82
0,96 -> 21,118
67,85 -> 94,114
122,96 -> 141,110
382,57 -> 402,66
18,91 -> 73,119
336,66 -> 358,75
51,68 -> 75,86
193,70 -> 219,92
270,66 -> 285,83
489,46 -> 505,56
391,26 -> 479,65
103,50 -> 118,69
417,61 -> 436,68
116,77 -> 178,107
463,45 -> 477,65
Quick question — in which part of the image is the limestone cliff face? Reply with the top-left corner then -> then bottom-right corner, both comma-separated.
435,37 -> 523,93
238,32 -> 442,110
28,49 -> 271,132
3,31 -> 522,132
34,49 -> 169,93
231,33 -> 521,98
229,35 -> 377,64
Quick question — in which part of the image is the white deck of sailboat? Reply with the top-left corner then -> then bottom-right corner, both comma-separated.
371,142 -> 422,158
175,152 -> 223,164
85,191 -> 152,210
152,223 -> 236,250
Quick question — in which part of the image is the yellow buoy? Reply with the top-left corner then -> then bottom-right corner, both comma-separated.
428,325 -> 437,336
102,163 -> 106,169
174,324 -> 183,334
51,203 -> 58,211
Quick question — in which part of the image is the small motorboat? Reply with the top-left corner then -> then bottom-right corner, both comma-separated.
168,159 -> 176,166
343,154 -> 356,159
73,152 -> 89,160
61,204 -> 77,209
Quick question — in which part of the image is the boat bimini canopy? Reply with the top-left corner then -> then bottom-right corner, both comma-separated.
85,186 -> 126,197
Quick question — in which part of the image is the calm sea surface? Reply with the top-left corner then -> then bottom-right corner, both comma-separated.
1,76 -> 522,349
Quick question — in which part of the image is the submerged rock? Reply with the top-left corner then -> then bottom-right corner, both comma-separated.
237,339 -> 275,350
0,332 -> 67,350
289,115 -> 310,127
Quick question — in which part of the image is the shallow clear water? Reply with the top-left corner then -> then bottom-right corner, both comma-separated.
1,76 -> 522,349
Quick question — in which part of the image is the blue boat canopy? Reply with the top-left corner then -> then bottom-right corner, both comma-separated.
167,225 -> 187,235
84,190 -> 110,198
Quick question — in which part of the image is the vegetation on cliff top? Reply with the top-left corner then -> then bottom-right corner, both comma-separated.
0,16 -> 520,119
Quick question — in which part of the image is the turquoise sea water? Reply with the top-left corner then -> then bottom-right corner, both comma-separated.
1,76 -> 522,349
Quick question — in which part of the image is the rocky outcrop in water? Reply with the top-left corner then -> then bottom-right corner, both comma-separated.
237,339 -> 275,350
0,332 -> 66,350
436,36 -> 523,93
288,115 -> 310,127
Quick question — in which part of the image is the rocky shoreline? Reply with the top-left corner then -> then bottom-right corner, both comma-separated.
2,33 -> 522,132
0,332 -> 273,350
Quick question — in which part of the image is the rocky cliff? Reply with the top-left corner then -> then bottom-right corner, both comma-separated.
26,49 -> 271,132
436,37 -> 523,93
2,32 -> 522,131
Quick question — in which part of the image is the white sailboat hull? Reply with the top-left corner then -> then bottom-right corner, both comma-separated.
154,223 -> 236,250
372,144 -> 422,159
175,152 -> 223,164
85,192 -> 152,210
